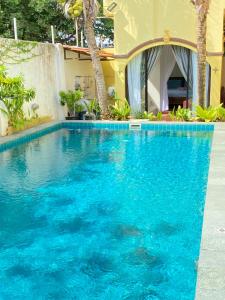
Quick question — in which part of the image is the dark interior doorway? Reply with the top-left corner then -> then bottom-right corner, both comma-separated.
167,63 -> 188,110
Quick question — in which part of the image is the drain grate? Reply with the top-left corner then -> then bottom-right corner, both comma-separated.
129,123 -> 142,130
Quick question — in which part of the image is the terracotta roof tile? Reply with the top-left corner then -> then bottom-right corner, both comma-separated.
63,45 -> 114,59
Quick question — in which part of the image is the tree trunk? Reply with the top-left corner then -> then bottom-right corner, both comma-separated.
192,0 -> 210,107
83,0 -> 108,117
196,8 -> 207,107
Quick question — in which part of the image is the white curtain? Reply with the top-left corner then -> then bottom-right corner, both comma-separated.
141,47 -> 162,85
160,46 -> 176,111
128,53 -> 142,113
141,47 -> 162,111
172,46 -> 192,89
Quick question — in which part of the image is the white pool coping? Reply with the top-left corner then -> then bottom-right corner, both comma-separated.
195,123 -> 225,299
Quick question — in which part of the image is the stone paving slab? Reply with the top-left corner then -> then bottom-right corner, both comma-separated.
196,123 -> 225,299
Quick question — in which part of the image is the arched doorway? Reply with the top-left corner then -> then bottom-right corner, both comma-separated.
126,45 -> 211,114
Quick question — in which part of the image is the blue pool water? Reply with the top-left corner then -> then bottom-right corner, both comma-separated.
0,128 -> 212,300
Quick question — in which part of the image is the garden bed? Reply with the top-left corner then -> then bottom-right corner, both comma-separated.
7,116 -> 52,135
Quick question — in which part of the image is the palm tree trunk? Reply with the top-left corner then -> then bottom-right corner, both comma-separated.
83,0 -> 108,117
196,7 -> 207,107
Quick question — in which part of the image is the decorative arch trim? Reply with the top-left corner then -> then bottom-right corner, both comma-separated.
113,38 -> 224,59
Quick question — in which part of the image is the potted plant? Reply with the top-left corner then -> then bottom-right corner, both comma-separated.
59,89 -> 84,120
110,98 -> 131,120
83,99 -> 101,120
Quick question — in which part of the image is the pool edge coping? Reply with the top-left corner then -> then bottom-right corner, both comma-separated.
195,122 -> 225,299
0,121 -> 61,147
0,120 -> 215,149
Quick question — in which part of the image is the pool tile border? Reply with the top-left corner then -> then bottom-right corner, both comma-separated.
195,122 -> 225,299
0,120 -> 214,152
0,122 -> 62,152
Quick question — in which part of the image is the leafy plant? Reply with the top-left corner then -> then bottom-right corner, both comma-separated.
148,112 -> 155,121
169,108 -> 176,121
9,116 -> 52,134
148,111 -> 163,121
110,98 -> 131,120
0,66 -> 35,128
196,106 -> 217,122
175,106 -> 192,121
59,89 -> 84,115
134,110 -> 162,121
215,104 -> 225,121
0,39 -> 38,65
134,111 -> 149,119
168,106 -> 191,121
156,111 -> 162,121
84,98 -> 100,115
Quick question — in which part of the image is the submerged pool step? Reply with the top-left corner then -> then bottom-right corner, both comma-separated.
129,123 -> 142,130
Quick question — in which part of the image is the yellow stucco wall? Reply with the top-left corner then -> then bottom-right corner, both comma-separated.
105,0 -> 225,107
64,50 -> 115,100
102,60 -> 115,94
113,0 -> 224,55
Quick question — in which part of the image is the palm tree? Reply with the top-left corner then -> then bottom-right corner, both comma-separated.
82,0 -> 108,117
59,0 -> 108,117
191,0 -> 210,107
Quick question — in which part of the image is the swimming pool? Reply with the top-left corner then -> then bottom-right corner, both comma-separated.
0,124 -> 212,299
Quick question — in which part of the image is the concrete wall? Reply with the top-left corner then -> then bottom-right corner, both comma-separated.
0,41 -> 66,136
6,43 -> 66,120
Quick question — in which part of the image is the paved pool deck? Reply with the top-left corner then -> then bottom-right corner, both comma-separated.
196,122 -> 225,299
0,120 -> 224,299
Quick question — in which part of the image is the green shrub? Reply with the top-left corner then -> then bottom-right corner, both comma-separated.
0,65 -> 35,128
84,98 -> 100,115
168,106 -> 191,122
168,108 -> 176,121
134,111 -> 149,119
156,111 -> 163,121
110,98 -> 131,120
215,104 -> 225,121
133,111 -> 163,121
196,106 -> 217,122
175,106 -> 192,121
59,89 -> 84,115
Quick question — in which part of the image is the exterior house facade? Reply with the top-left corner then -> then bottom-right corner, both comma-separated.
104,0 -> 225,111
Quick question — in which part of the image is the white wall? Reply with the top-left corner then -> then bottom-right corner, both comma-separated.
0,41 -> 66,136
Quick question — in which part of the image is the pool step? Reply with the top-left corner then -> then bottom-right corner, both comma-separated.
129,123 -> 142,130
